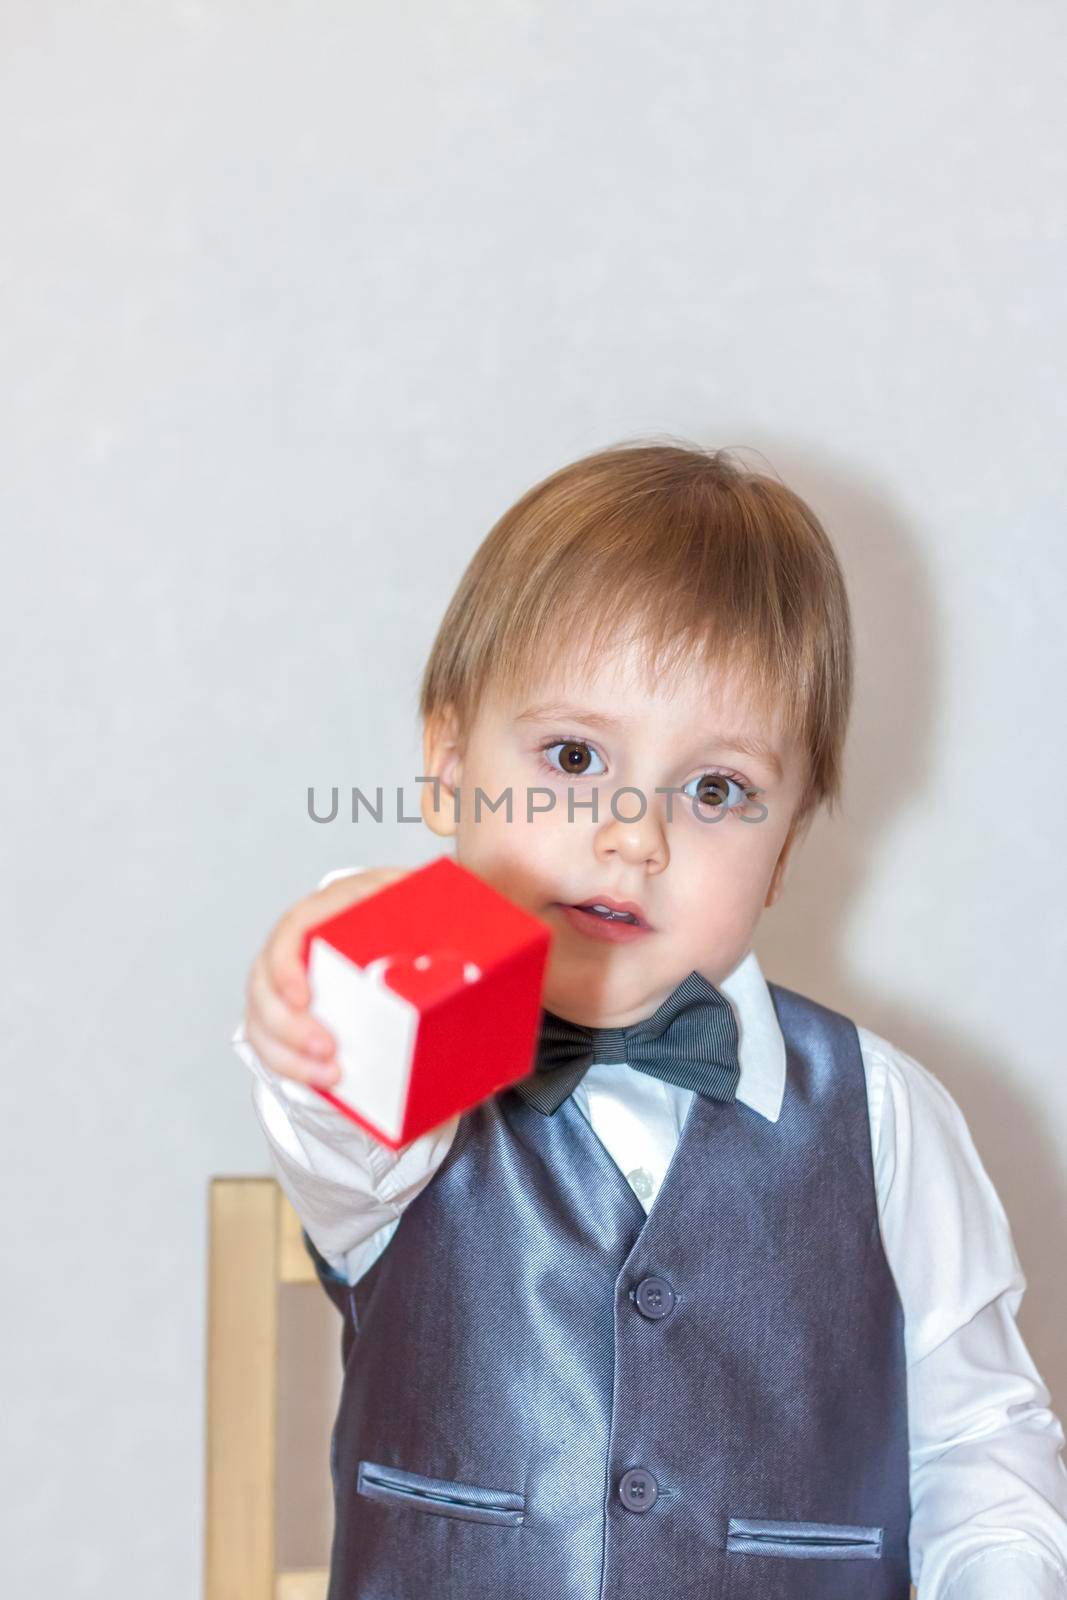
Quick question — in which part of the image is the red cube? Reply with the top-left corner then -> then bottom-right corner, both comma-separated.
300,857 -> 552,1148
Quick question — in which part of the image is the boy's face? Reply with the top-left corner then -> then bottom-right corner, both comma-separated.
421,638 -> 810,1028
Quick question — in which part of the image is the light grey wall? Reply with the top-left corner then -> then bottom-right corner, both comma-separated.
3,2 -> 1065,1593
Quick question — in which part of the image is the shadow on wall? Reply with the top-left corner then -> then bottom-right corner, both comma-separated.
747,435 -> 1066,1412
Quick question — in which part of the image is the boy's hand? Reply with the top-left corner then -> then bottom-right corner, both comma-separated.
243,867 -> 408,1089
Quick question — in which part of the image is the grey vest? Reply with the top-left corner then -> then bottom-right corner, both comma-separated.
308,980 -> 912,1599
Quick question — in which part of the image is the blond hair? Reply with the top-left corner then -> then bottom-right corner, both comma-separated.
418,436 -> 853,828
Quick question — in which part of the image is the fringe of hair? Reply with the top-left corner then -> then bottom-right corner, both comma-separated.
418,435 -> 853,826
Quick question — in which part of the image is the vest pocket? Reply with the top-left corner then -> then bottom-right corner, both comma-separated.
356,1459 -> 525,1526
727,1517 -> 883,1559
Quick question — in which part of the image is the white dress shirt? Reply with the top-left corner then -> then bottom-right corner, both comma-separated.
233,866 -> 1067,1600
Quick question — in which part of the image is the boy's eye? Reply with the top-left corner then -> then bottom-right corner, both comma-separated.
683,771 -> 751,811
540,739 -> 607,777
540,741 -> 752,814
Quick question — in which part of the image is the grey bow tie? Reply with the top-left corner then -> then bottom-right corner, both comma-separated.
512,969 -> 741,1116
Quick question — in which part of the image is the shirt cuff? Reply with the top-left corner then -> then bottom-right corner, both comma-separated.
316,864 -> 367,889
231,1017 -> 319,1108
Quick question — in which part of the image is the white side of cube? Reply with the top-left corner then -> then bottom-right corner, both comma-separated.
307,937 -> 418,1143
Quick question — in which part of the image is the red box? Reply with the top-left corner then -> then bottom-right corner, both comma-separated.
300,857 -> 552,1148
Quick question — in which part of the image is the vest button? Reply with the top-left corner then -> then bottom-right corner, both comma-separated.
626,1166 -> 654,1200
618,1467 -> 658,1512
634,1276 -> 676,1320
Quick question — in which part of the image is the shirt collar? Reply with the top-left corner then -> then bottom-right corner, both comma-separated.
714,946 -> 786,1123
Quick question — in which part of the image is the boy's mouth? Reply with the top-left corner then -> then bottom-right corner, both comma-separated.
561,896 -> 652,931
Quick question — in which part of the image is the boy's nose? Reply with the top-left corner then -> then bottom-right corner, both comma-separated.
593,805 -> 669,870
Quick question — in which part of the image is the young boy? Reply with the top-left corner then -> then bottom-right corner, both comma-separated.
234,441 -> 1067,1599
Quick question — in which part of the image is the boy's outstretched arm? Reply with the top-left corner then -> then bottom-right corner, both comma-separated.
863,1030 -> 1067,1598
233,865 -> 459,1285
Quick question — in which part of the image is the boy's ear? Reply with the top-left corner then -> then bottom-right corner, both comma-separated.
764,807 -> 810,909
420,707 -> 463,838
